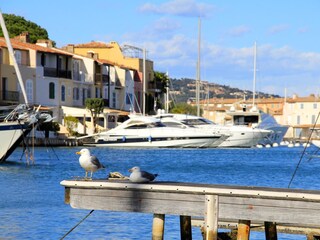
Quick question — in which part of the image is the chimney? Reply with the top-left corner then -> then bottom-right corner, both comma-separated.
65,44 -> 74,53
36,39 -> 53,48
15,31 -> 30,43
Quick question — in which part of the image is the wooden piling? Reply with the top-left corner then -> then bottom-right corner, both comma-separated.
237,220 -> 251,240
152,213 -> 165,240
204,195 -> 218,240
180,215 -> 192,240
264,221 -> 277,240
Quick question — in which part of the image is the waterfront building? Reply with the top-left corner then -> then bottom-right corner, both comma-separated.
0,33 -> 152,135
198,94 -> 320,140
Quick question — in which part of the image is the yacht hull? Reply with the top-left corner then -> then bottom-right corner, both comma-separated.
91,135 -> 220,148
0,122 -> 31,163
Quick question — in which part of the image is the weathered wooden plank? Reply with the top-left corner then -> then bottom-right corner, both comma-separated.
219,197 -> 320,225
61,180 -> 320,236
60,180 -> 320,201
69,188 -> 205,215
67,187 -> 320,225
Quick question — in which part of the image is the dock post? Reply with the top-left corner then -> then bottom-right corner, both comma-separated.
204,195 -> 218,240
237,220 -> 251,240
180,215 -> 192,240
264,221 -> 277,240
152,213 -> 165,240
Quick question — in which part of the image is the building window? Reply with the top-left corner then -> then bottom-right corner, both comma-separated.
61,85 -> 65,102
41,53 -> 46,66
300,103 -> 304,109
14,50 -> 22,65
297,115 -> 300,125
312,115 -> 316,124
49,82 -> 55,99
73,87 -> 79,100
126,93 -> 133,105
73,60 -> 80,81
87,89 -> 91,98
95,87 -> 101,98
26,79 -> 33,103
314,103 -> 317,109
112,92 -> 116,108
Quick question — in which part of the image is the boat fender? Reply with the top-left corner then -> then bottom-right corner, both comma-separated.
148,136 -> 152,142
122,136 -> 126,142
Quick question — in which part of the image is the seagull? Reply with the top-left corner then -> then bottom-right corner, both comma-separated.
76,148 -> 105,180
128,166 -> 158,183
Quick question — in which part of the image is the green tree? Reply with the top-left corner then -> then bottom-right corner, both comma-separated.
0,13 -> 53,45
85,98 -> 104,133
153,71 -> 169,93
170,103 -> 203,116
150,71 -> 169,113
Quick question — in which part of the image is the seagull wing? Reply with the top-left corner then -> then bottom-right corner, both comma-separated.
90,155 -> 104,169
141,171 -> 157,181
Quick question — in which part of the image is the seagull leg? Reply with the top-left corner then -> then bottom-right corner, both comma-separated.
89,171 -> 93,180
84,171 -> 88,180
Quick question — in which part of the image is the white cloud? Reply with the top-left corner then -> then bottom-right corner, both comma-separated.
226,25 -> 251,37
267,24 -> 289,35
139,0 -> 215,18
122,31 -> 320,96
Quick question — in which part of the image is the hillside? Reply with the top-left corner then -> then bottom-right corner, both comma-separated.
169,78 -> 280,103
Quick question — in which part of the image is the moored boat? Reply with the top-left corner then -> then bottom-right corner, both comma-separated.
0,104 -> 52,163
82,115 -> 225,148
155,113 -> 271,148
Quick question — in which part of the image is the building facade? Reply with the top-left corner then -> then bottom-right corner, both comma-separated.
0,35 -> 155,134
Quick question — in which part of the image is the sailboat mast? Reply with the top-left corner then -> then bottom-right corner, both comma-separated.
0,11 -> 28,105
196,17 -> 201,117
165,71 -> 169,113
252,42 -> 257,107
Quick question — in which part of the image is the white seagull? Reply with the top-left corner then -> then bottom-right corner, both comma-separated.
128,166 -> 158,183
76,148 -> 105,180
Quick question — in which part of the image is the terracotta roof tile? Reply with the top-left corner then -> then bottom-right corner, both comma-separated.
0,37 -> 73,56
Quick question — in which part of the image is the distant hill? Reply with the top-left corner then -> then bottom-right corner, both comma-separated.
169,78 -> 281,103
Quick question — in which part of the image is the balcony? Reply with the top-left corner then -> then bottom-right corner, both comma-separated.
95,74 -> 109,85
44,67 -> 72,79
2,90 -> 19,102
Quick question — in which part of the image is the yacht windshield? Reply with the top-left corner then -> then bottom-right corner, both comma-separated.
182,118 -> 214,126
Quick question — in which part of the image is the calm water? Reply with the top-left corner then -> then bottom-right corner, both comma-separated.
1,145 -> 320,240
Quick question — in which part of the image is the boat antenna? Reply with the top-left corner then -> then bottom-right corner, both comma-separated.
0,10 -> 29,105
196,17 -> 201,117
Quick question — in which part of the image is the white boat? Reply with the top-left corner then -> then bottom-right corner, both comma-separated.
0,12 -> 52,163
0,104 -> 52,162
312,140 -> 320,148
84,115 -> 224,148
155,113 -> 272,148
226,108 -> 289,146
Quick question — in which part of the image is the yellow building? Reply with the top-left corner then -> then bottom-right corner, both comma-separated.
63,41 -> 156,113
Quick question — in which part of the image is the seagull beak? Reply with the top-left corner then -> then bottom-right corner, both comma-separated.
76,152 -> 81,155
128,168 -> 133,173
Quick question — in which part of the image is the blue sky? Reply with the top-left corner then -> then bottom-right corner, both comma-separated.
2,0 -> 320,97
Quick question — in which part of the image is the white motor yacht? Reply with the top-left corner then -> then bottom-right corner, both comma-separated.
226,108 -> 289,146
155,113 -> 272,148
85,115 -> 224,148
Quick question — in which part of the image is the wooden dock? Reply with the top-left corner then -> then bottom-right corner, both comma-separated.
60,180 -> 320,239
